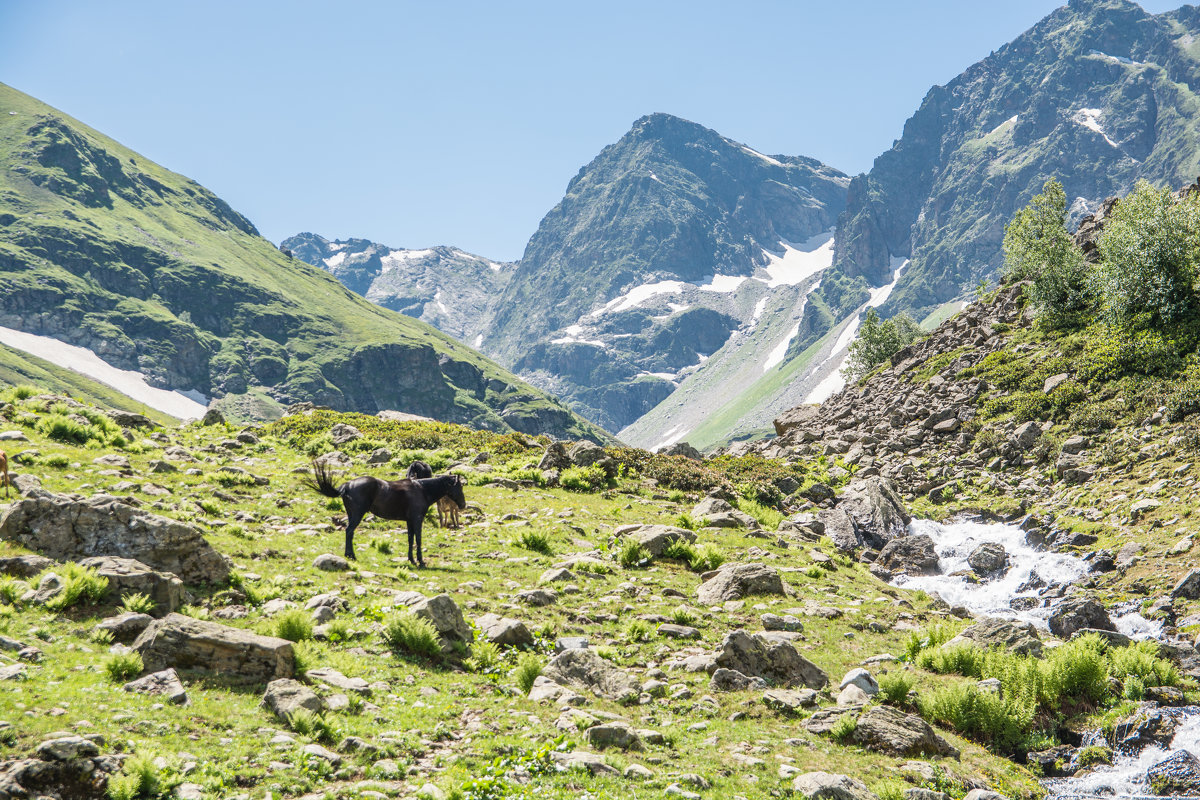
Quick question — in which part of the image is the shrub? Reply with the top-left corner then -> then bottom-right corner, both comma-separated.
560,465 -> 609,492
274,609 -> 314,642
1003,178 -> 1091,328
919,683 -> 1035,755
288,708 -> 338,743
688,543 -> 725,572
903,622 -> 965,661
1110,640 -> 1179,688
625,620 -> 652,642
830,713 -> 858,743
877,672 -> 914,706
671,605 -> 699,627
513,529 -> 553,555
120,593 -> 156,615
2,385 -> 38,402
44,564 -> 109,612
43,454 -> 70,469
467,641 -> 503,674
845,309 -> 924,382
735,497 -> 784,530
1123,673 -> 1147,700
37,413 -> 92,445
0,578 -> 26,606
105,752 -> 159,800
1097,181 -> 1200,329
103,651 -> 144,682
617,538 -> 649,568
662,539 -> 697,563
675,513 -> 697,530
916,644 -> 984,678
381,611 -> 442,659
514,653 -> 542,694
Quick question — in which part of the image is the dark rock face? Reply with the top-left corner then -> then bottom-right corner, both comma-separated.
1047,596 -> 1115,639
831,0 -> 1200,324
820,477 -> 911,552
874,534 -> 939,575
1148,750 -> 1200,796
0,492 -> 230,584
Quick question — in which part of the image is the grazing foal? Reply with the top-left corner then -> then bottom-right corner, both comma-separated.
306,459 -> 466,566
436,496 -> 461,529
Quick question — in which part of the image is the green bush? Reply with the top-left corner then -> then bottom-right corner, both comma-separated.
382,611 -> 442,659
916,644 -> 984,678
625,620 -> 652,642
103,651 -> 144,683
514,653 -> 543,694
120,593 -> 156,615
287,708 -> 338,743
845,309 -> 924,381
877,672 -> 914,706
616,538 -> 649,568
1110,640 -> 1179,688
274,609 -> 314,642
830,713 -> 858,743
688,542 -> 725,572
0,578 -> 26,606
43,454 -> 70,469
1097,181 -> 1200,329
37,413 -> 93,445
44,564 -> 109,612
671,605 -> 699,627
467,641 -> 503,674
560,465 -> 609,492
919,682 -> 1035,755
1002,178 -> 1091,328
513,529 -> 553,555
105,752 -> 160,800
662,539 -> 697,564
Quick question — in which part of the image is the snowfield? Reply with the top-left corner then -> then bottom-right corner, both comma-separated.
1073,108 -> 1120,148
761,230 -> 835,288
0,325 -> 208,419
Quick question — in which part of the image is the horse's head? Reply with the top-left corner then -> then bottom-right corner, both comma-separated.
449,474 -> 466,510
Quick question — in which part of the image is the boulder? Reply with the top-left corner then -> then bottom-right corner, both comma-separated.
712,630 -> 828,688
0,492 -> 230,583
763,688 -> 819,713
538,442 -> 571,471
622,525 -> 696,557
542,648 -> 640,703
840,668 -> 879,696
966,543 -> 1008,576
1173,569 -> 1200,600
329,423 -> 361,446
123,668 -> 187,704
307,667 -> 371,695
1112,706 -> 1186,751
1013,421 -> 1041,450
475,613 -> 534,648
1047,597 -> 1115,639
1147,750 -> 1200,796
852,705 -> 959,758
585,722 -> 642,751
95,612 -> 154,644
516,588 -> 557,606
691,496 -> 759,529
710,668 -> 768,692
663,442 -> 702,460
131,613 -> 294,683
397,593 -> 474,652
947,617 -> 1042,657
874,535 -> 939,575
78,556 -> 183,615
550,750 -> 620,776
819,477 -> 910,552
262,678 -> 323,720
696,563 -> 786,605
792,771 -> 880,800
0,554 -> 53,578
313,553 -> 350,572
36,736 -> 100,761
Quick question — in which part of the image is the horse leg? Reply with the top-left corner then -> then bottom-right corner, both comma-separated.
343,502 -> 365,560
409,513 -> 425,568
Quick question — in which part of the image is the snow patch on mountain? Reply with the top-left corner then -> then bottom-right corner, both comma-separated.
324,251 -> 347,268
1073,108 -> 1120,148
738,145 -> 783,167
760,230 -> 835,288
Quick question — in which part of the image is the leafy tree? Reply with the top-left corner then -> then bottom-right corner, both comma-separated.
1002,179 -> 1090,327
844,309 -> 922,381
1096,180 -> 1200,329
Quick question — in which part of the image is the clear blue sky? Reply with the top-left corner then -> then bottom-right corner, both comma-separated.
0,1 -> 1182,261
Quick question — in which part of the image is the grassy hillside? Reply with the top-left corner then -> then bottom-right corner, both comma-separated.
0,384 -> 1043,800
0,83 -> 606,443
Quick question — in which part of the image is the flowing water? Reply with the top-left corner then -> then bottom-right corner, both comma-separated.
888,518 -> 1195,799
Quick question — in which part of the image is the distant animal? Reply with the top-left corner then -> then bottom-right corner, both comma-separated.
437,496 -> 461,529
306,459 -> 466,566
0,449 -> 7,497
407,460 -> 433,480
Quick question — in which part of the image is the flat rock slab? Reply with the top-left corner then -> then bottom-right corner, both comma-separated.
95,612 -> 154,644
263,678 -> 323,720
697,563 -> 786,605
0,492 -> 230,583
79,556 -> 183,614
762,688 -> 818,714
132,613 -> 294,684
124,668 -> 188,704
550,750 -> 619,776
852,705 -> 959,758
542,648 -> 640,703
792,771 -> 879,800
475,613 -> 534,647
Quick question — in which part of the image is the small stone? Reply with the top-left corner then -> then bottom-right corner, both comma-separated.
313,554 -> 350,572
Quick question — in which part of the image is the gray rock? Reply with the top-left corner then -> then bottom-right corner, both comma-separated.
0,554 -> 53,577
622,525 -> 696,557
1146,750 -> 1200,796
79,556 -> 183,614
302,743 -> 341,766
710,668 -> 768,692
515,588 -> 557,606
1048,597 -> 1115,639
123,668 -> 187,704
542,648 -> 640,703
1173,569 -> 1200,600
658,624 -> 701,639
313,553 -> 350,572
696,562 -> 785,605
839,684 -> 871,706
820,477 -> 910,552
307,667 -> 371,695
539,567 -> 573,584
792,771 -> 880,800
397,593 -> 474,652
947,617 -> 1042,657
762,613 -> 803,632
763,688 -> 818,713
329,423 -> 361,446
585,722 -> 642,750
27,572 -> 63,605
263,678 -> 323,720
1044,373 -> 1070,394
839,668 -> 879,696
475,613 -> 534,648
132,613 -> 294,683
95,612 -> 154,644
555,636 -> 588,653
966,542 -> 1008,576
1013,421 -> 1041,450
712,629 -> 828,688
852,705 -> 960,757
874,535 -> 939,575
36,736 -> 99,761
550,750 -> 619,776
962,792 -> 1008,800
0,492 -> 230,583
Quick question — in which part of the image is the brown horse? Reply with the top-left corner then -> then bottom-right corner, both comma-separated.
306,459 -> 465,566
436,496 -> 461,529
0,450 -> 7,498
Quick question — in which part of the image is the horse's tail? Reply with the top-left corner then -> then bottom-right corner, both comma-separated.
305,459 -> 342,499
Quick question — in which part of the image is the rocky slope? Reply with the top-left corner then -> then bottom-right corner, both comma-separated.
833,0 -> 1200,323
281,233 -> 514,346
0,82 -> 605,442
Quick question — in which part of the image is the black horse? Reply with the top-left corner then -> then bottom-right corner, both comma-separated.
407,460 -> 433,479
307,459 -> 466,566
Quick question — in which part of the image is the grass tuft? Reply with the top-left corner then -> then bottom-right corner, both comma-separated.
381,611 -> 442,659
104,651 -> 144,683
274,609 -> 314,642
514,652 -> 543,694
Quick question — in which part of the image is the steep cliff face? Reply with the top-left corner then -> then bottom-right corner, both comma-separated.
0,82 -> 607,441
481,112 -> 849,431
833,0 -> 1200,321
